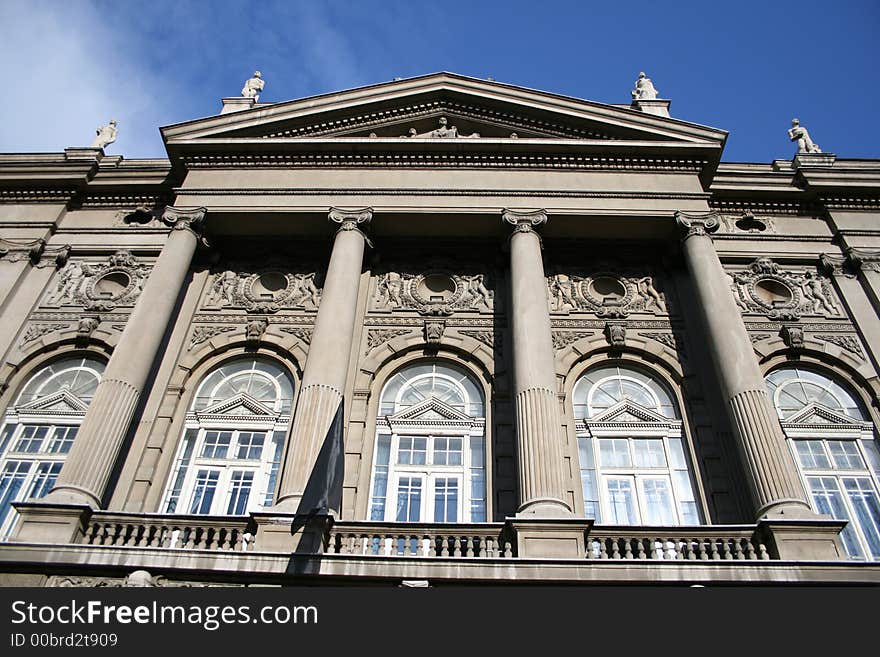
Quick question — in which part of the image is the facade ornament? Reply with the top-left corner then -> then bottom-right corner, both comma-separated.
0,237 -> 46,264
749,333 -> 772,343
547,270 -> 667,317
90,119 -> 118,149
604,321 -> 627,349
548,274 -> 578,311
641,332 -> 680,351
162,205 -> 207,236
674,210 -> 720,241
245,318 -> 268,347
845,247 -> 880,273
21,323 -> 67,345
372,270 -> 494,315
76,316 -> 100,338
733,211 -> 768,233
329,207 -> 373,237
189,325 -> 236,348
788,118 -> 821,154
779,324 -> 804,352
424,318 -> 446,345
400,117 -> 481,139
204,267 -> 323,313
118,205 -> 157,226
365,328 -> 412,353
241,71 -> 265,101
819,253 -> 854,278
459,329 -> 497,350
44,251 -> 151,310
728,257 -> 841,320
278,326 -> 313,345
502,209 -> 548,236
631,72 -> 659,100
551,330 -> 593,350
814,334 -> 865,360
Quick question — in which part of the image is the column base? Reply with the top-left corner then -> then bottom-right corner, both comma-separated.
251,512 -> 334,554
516,496 -> 573,517
10,502 -> 93,545
756,497 -> 820,521
504,517 -> 593,558
758,518 -> 847,560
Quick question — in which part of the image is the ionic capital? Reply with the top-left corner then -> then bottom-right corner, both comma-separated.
162,205 -> 207,236
329,207 -> 372,235
820,253 -> 855,278
502,208 -> 548,235
846,247 -> 880,273
674,210 -> 719,241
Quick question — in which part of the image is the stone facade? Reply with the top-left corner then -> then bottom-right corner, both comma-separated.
0,73 -> 879,585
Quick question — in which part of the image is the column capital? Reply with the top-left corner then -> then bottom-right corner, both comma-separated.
161,205 -> 207,235
502,208 -> 548,234
329,207 -> 372,234
674,210 -> 719,241
846,247 -> 880,273
820,253 -> 856,278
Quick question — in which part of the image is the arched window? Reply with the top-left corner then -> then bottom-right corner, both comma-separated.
369,362 -> 486,523
573,365 -> 699,526
766,366 -> 880,560
0,356 -> 105,538
160,357 -> 294,516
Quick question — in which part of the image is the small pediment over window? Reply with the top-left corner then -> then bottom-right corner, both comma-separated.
386,398 -> 476,430
16,390 -> 89,416
196,392 -> 278,420
781,403 -> 866,429
587,400 -> 678,427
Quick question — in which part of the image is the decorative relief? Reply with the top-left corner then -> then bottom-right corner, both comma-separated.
372,269 -> 494,316
424,318 -> 446,345
604,321 -> 627,348
551,330 -> 593,350
44,251 -> 150,311
365,328 -> 412,353
279,327 -> 313,344
728,258 -> 841,321
814,334 -> 865,359
749,333 -> 772,343
245,318 -> 268,346
203,265 -> 323,314
640,332 -> 683,352
719,211 -> 774,234
547,270 -> 667,317
22,323 -> 68,344
459,329 -> 498,350
190,325 -> 237,348
76,316 -> 100,339
780,325 -> 805,351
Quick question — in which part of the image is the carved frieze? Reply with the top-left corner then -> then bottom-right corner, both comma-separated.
459,329 -> 499,350
203,264 -> 323,314
547,269 -> 667,317
814,334 -> 865,359
365,328 -> 413,353
728,258 -> 841,321
22,323 -> 68,344
190,325 -> 237,348
372,269 -> 494,316
640,332 -> 683,352
279,327 -> 313,345
44,251 -> 151,311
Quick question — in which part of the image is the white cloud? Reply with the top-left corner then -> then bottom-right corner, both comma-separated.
0,0 -> 191,157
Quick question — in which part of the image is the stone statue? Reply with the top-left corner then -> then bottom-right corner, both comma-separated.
424,319 -> 445,344
241,71 -> 265,101
48,261 -> 91,305
90,120 -> 118,149
298,273 -> 321,307
788,118 -> 821,154
631,72 -> 658,100
635,276 -> 666,312
800,271 -> 838,315
465,274 -> 492,309
76,316 -> 99,337
245,318 -> 268,343
549,274 -> 577,311
377,272 -> 404,308
430,117 -> 458,138
209,270 -> 239,307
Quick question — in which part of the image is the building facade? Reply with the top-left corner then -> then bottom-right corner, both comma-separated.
1,73 -> 879,585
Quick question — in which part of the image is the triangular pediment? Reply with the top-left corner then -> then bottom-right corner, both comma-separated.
16,390 -> 89,415
162,72 -> 726,147
782,403 -> 865,428
588,399 -> 676,425
387,398 -> 473,424
196,392 -> 278,419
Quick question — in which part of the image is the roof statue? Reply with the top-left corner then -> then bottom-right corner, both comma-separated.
90,119 -> 118,149
631,72 -> 659,100
788,118 -> 821,154
241,71 -> 265,101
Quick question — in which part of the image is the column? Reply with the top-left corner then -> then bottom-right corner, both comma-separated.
274,208 -> 371,512
44,206 -> 206,508
820,251 -> 880,374
675,211 -> 813,519
503,210 -> 571,516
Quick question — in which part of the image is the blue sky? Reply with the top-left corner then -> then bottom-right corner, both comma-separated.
1,0 -> 877,162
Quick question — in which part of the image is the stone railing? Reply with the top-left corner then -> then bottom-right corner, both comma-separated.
81,512 -> 256,552
587,525 -> 772,560
327,521 -> 511,558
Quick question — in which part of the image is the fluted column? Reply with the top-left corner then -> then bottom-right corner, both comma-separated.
503,209 -> 571,516
274,208 -> 371,512
45,206 -> 206,508
675,211 -> 813,519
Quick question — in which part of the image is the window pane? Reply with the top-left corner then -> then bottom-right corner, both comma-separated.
47,426 -> 77,454
164,429 -> 197,513
395,477 -> 422,522
632,439 -> 666,468
14,426 -> 49,453
370,435 -> 392,520
599,439 -> 631,467
201,431 -> 232,459
263,431 -> 285,507
0,423 -> 17,455
843,478 -> 880,559
828,441 -> 865,470
27,462 -> 62,499
433,478 -> 458,523
189,470 -> 219,515
807,476 -> 863,558
0,461 -> 30,533
235,432 -> 265,460
469,438 -> 486,523
605,478 -> 637,525
226,471 -> 254,515
640,477 -> 676,525
795,440 -> 831,470
668,438 -> 687,469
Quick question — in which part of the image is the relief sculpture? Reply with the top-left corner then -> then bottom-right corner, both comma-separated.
728,258 -> 841,320
373,269 -> 494,315
44,251 -> 151,311
203,265 -> 323,313
547,269 -> 667,317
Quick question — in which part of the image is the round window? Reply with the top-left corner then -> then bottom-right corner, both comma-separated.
754,279 -> 792,305
254,272 -> 288,297
590,276 -> 626,301
418,274 -> 456,303
94,271 -> 130,298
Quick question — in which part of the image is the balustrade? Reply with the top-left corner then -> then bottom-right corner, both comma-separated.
81,513 -> 255,552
